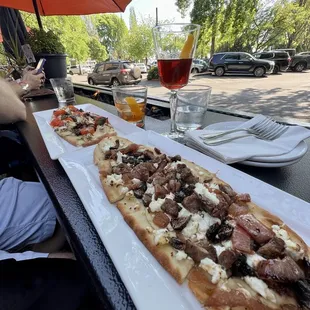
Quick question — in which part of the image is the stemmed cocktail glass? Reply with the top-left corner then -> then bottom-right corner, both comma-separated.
152,23 -> 200,139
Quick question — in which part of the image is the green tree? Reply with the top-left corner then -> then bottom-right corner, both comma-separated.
88,38 -> 108,62
21,13 -> 90,61
127,12 -> 154,62
94,14 -> 128,59
129,7 -> 138,30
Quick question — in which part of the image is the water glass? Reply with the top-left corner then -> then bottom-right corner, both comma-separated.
50,77 -> 75,105
175,85 -> 212,133
112,85 -> 147,128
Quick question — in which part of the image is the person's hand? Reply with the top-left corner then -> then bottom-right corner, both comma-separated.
48,252 -> 76,260
22,65 -> 35,76
21,69 -> 45,90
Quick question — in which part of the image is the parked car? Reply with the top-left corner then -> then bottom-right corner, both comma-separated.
297,51 -> 310,56
253,51 -> 290,74
67,65 -> 91,75
208,52 -> 274,77
191,59 -> 208,73
136,63 -> 148,73
289,53 -> 310,72
87,61 -> 141,86
276,48 -> 296,57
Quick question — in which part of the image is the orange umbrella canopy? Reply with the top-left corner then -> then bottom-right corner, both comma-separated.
0,0 -> 131,15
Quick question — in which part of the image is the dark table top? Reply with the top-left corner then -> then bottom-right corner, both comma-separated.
16,94 -> 310,310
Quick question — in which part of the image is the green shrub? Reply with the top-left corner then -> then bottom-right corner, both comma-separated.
27,29 -> 65,54
147,66 -> 159,80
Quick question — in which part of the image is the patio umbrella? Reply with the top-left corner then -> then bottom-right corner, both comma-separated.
0,0 -> 131,29
0,7 -> 27,56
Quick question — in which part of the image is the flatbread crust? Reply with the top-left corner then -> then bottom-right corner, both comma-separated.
188,268 -> 298,309
94,136 -> 133,166
117,194 -> 194,284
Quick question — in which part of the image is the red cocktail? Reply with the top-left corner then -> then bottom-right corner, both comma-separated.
152,24 -> 200,139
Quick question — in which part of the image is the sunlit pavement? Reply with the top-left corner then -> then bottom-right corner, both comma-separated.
71,71 -> 310,122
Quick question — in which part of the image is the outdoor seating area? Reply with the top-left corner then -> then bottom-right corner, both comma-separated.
0,1 -> 310,310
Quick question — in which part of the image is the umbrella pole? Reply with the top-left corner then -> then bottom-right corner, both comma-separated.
32,0 -> 43,29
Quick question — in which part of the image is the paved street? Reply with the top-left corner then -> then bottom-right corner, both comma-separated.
72,71 -> 310,122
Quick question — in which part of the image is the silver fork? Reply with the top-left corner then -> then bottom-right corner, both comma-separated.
201,117 -> 273,140
201,119 -> 289,146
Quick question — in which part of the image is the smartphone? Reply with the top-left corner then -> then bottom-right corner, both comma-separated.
35,58 -> 46,74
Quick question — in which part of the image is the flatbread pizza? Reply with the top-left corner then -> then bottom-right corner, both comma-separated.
95,135 -> 310,309
50,105 -> 116,147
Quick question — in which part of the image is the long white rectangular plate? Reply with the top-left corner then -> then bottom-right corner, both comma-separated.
59,130 -> 310,310
33,103 -> 143,160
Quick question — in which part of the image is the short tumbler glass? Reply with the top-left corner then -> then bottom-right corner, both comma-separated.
50,77 -> 75,105
175,85 -> 212,133
112,85 -> 147,128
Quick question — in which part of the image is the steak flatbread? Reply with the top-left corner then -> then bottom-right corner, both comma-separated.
95,135 -> 310,309
50,105 -> 116,147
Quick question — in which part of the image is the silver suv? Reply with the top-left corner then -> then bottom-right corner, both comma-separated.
87,61 -> 141,86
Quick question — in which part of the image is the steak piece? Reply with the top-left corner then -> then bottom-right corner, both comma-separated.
154,184 -> 168,200
169,237 -> 185,251
120,143 -> 139,154
228,203 -> 249,217
257,237 -> 285,259
142,194 -> 152,207
294,279 -> 310,309
171,216 -> 191,230
219,183 -> 236,198
182,193 -> 202,213
235,193 -> 251,203
231,225 -> 252,254
236,214 -> 274,245
161,198 -> 179,218
132,162 -> 157,182
199,192 -> 229,220
112,163 -> 131,175
180,167 -> 198,184
218,250 -> 238,269
185,240 -> 217,263
256,256 -> 305,283
153,212 -> 170,228
143,150 -> 155,160
167,180 -> 181,193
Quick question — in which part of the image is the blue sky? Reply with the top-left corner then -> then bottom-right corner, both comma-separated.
121,0 -> 191,25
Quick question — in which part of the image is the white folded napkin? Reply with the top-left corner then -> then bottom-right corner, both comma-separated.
185,115 -> 310,164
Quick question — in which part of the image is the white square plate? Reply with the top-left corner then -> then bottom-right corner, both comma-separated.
33,103 -> 144,160
59,130 -> 310,310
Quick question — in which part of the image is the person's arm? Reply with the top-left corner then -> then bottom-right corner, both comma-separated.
0,78 -> 26,124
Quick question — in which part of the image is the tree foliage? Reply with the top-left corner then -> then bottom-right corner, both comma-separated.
127,12 -> 154,62
21,13 -> 90,61
176,0 -> 310,55
94,14 -> 128,59
88,38 -> 108,62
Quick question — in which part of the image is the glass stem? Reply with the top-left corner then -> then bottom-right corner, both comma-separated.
170,90 -> 178,133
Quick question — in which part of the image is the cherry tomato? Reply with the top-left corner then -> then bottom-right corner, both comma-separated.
50,118 -> 64,127
64,117 -> 73,122
80,127 -> 95,135
53,109 -> 66,117
68,105 -> 78,112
